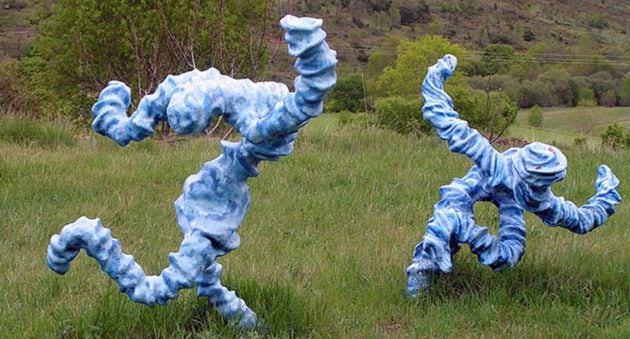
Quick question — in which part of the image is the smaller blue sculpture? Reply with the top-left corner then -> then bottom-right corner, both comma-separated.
46,15 -> 336,329
406,55 -> 622,297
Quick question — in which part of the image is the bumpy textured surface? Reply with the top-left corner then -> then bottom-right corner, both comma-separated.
406,54 -> 622,297
46,15 -> 336,329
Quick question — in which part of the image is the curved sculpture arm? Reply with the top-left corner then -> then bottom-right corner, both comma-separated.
47,217 -> 214,306
533,165 -> 621,234
242,15 -> 337,143
422,55 -> 506,187
91,65 -> 291,147
91,15 -> 336,148
91,69 -> 203,146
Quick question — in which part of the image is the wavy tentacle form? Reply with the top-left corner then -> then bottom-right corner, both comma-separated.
407,54 -> 621,297
528,164 -> 621,234
421,55 -> 506,187
47,15 -> 337,329
47,217 -> 214,306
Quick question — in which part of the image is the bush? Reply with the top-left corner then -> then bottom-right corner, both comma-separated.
0,58 -> 39,116
538,68 -> 573,106
517,80 -> 555,108
326,74 -> 364,113
523,27 -> 536,41
601,89 -> 617,107
601,123 -> 628,150
527,105 -> 543,127
577,88 -> 597,107
337,110 -> 354,126
574,136 -> 587,147
0,117 -> 76,148
619,78 -> 630,106
374,96 -> 429,135
590,14 -> 608,29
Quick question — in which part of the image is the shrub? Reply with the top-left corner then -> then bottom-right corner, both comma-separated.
574,136 -> 587,147
538,68 -> 573,106
527,105 -> 543,127
374,96 -> 429,135
481,44 -> 515,75
523,27 -> 536,41
590,14 -> 608,29
326,74 -> 364,113
517,80 -> 555,108
0,58 -> 39,116
337,110 -> 354,127
577,88 -> 597,107
619,77 -> 630,106
601,123 -> 627,150
601,90 -> 617,107
0,117 -> 76,148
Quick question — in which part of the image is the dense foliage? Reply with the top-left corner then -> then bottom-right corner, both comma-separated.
326,73 -> 365,112
2,0 -> 273,122
527,105 -> 543,128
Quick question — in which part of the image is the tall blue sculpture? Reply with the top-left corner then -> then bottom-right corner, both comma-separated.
46,15 -> 336,329
406,55 -> 622,297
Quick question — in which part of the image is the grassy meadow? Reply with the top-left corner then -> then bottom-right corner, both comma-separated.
1,110 -> 629,337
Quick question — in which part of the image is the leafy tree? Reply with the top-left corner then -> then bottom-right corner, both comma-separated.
374,96 -> 428,135
577,88 -> 597,107
0,58 -> 38,116
365,35 -> 400,81
538,68 -> 573,106
523,26 -> 536,41
327,73 -> 365,113
527,105 -> 543,127
589,71 -> 616,105
388,3 -> 401,29
397,0 -> 431,26
481,44 -> 515,75
517,80 -> 555,108
601,90 -> 617,107
601,123 -> 627,150
619,77 -> 630,106
374,35 -> 467,98
28,0 -> 273,119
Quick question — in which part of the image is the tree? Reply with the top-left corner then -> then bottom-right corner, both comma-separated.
374,96 -> 429,135
601,123 -> 627,150
326,73 -> 365,113
527,105 -> 543,127
397,0 -> 431,26
538,68 -> 573,106
374,35 -> 467,98
523,26 -> 536,41
29,0 -> 274,119
481,44 -> 515,75
619,77 -> 630,106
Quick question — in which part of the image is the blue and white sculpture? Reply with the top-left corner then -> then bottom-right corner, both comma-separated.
46,15 -> 336,329
406,55 -> 622,297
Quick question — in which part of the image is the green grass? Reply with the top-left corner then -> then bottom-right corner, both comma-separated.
511,106 -> 630,148
0,117 -> 76,148
1,114 -> 629,337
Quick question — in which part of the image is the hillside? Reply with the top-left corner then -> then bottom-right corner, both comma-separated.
2,1 -> 629,78
266,0 -> 630,77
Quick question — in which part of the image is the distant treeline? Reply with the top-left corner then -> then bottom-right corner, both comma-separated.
1,0 -> 628,132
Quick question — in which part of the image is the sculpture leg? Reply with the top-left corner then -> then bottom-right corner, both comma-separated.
406,207 -> 466,297
458,203 -> 526,271
196,262 -> 257,329
46,217 -> 217,306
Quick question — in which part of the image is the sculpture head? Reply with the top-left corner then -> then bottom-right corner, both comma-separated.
513,142 -> 567,188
